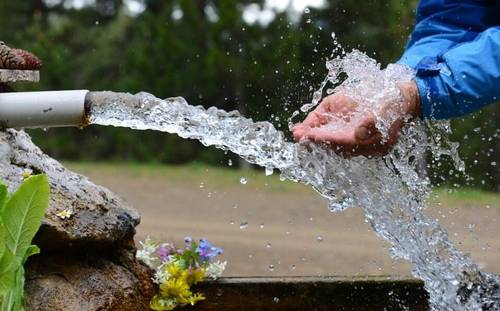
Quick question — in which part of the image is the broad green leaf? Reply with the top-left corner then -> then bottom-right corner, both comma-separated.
0,249 -> 17,294
2,175 -> 49,262
0,183 -> 8,215
11,265 -> 25,311
22,245 -> 40,265
0,220 -> 5,260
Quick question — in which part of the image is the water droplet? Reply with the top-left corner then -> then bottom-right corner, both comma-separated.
239,177 -> 248,185
273,297 -> 280,303
229,220 -> 235,225
291,265 -> 296,270
268,264 -> 275,271
316,236 -> 324,243
239,222 -> 248,229
259,223 -> 265,229
304,8 -> 310,13
266,243 -> 272,248
199,182 -> 205,189
228,159 -> 233,166
232,204 -> 238,209
265,167 -> 274,176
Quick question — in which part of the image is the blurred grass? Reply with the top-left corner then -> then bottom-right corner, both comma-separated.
65,162 -> 499,207
65,161 -> 307,193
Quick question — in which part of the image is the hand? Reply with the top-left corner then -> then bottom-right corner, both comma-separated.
292,81 -> 420,157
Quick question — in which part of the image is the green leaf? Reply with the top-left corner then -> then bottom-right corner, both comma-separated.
0,183 -> 8,215
0,220 -> 5,261
22,245 -> 40,265
0,249 -> 17,294
2,175 -> 49,262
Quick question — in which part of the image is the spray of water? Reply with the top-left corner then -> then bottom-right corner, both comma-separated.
88,46 -> 499,309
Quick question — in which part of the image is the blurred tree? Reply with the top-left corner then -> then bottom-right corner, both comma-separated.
0,0 -> 496,191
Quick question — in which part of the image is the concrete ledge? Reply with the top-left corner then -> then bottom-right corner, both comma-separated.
0,69 -> 39,83
187,276 -> 429,310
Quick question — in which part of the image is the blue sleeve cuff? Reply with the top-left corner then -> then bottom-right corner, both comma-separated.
413,56 -> 458,120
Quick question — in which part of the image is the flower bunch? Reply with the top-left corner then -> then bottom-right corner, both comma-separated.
137,237 -> 226,310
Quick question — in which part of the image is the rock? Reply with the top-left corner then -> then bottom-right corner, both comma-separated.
0,129 -> 139,250
0,129 -> 154,310
0,69 -> 40,83
25,238 -> 155,311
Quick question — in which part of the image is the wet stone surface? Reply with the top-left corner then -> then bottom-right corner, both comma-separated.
0,129 -> 140,250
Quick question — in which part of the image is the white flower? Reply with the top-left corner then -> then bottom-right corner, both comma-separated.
19,168 -> 32,180
152,262 -> 171,284
136,237 -> 159,268
205,260 -> 227,280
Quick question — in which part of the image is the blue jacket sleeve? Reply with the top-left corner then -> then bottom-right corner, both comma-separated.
397,0 -> 500,119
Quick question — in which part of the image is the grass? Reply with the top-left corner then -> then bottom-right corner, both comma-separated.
65,161 -> 499,207
65,161 -> 307,193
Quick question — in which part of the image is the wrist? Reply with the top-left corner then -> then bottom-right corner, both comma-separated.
398,81 -> 421,118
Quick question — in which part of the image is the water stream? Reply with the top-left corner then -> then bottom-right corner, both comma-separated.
88,50 -> 499,310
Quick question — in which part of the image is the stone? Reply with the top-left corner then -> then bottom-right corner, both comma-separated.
0,129 -> 140,250
0,69 -> 39,83
25,240 -> 155,311
0,129 -> 154,310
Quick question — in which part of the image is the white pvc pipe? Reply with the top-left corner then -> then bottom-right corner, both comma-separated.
0,90 -> 89,128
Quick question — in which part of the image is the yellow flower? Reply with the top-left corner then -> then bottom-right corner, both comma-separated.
21,169 -> 32,179
188,292 -> 206,305
166,263 -> 182,279
56,209 -> 73,219
159,278 -> 192,303
185,268 -> 205,285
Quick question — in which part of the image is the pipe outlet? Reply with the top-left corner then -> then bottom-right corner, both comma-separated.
0,90 -> 90,129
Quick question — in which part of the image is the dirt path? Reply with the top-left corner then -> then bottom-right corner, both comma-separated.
70,163 -> 500,277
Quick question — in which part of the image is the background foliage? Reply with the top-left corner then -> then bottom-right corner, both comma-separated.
0,0 -> 497,191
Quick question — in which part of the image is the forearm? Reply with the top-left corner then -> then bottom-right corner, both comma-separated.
413,27 -> 500,119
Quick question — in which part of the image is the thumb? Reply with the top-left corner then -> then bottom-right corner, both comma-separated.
354,116 -> 377,141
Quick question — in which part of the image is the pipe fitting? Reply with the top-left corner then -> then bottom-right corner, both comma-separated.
0,90 -> 90,129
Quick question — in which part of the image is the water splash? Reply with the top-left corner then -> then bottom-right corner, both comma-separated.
88,50 -> 499,309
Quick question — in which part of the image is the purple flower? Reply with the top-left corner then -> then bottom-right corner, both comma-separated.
184,236 -> 194,251
157,244 -> 170,262
195,239 -> 223,262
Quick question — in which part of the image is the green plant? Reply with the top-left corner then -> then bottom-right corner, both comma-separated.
0,174 -> 50,311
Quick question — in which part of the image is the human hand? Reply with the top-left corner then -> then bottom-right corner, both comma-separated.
292,81 -> 420,157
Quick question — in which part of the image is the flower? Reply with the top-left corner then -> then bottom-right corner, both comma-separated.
136,237 -> 159,268
205,260 -> 227,280
195,239 -> 223,262
56,209 -> 73,220
159,278 -> 192,303
158,243 -> 171,263
184,236 -> 193,245
20,168 -> 32,179
150,296 -> 177,311
140,236 -> 225,310
153,263 -> 171,285
187,293 -> 205,305
185,268 -> 205,285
